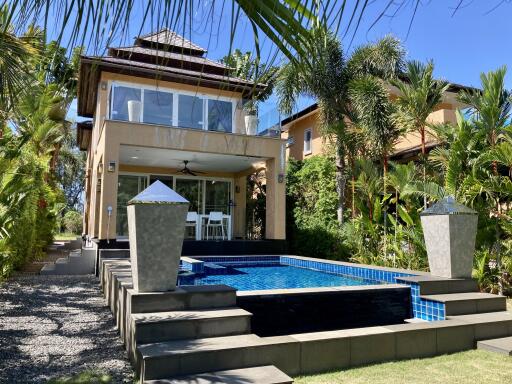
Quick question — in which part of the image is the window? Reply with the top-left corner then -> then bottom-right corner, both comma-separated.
111,86 -> 141,121
178,95 -> 204,129
304,128 -> 312,154
143,90 -> 173,125
208,99 -> 233,133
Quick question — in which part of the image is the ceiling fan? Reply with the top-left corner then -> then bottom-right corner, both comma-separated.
178,160 -> 205,176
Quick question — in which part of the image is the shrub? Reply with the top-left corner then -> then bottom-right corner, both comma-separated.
286,156 -> 349,260
63,210 -> 82,234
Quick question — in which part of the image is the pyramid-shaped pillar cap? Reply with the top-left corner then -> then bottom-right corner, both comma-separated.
128,180 -> 189,205
420,196 -> 477,216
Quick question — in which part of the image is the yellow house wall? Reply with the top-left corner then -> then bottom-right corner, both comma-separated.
282,113 -> 324,161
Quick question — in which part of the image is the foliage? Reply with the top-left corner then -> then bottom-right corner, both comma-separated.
286,156 -> 348,260
246,169 -> 266,239
277,27 -> 405,224
0,17 -> 79,279
221,49 -> 278,115
47,370 -> 112,384
63,210 -> 83,234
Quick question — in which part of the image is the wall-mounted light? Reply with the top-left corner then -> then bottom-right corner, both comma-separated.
108,161 -> 116,172
278,173 -> 285,183
98,163 -> 103,175
235,185 -> 240,193
100,81 -> 107,91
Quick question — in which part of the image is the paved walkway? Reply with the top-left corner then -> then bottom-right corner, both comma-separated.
0,275 -> 133,383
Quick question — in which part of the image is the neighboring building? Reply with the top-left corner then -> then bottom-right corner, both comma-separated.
76,29 -> 287,246
280,84 -> 470,162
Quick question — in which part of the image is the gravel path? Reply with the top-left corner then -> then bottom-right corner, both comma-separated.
0,275 -> 133,383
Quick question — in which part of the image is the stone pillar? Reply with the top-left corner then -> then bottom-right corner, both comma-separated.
420,196 -> 478,279
127,180 -> 189,292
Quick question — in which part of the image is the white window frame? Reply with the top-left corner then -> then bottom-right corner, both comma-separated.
303,128 -> 313,155
109,81 -> 236,132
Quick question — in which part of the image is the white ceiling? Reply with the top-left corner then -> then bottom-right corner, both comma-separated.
119,145 -> 266,173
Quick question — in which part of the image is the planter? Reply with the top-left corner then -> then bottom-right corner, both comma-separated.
245,115 -> 259,135
128,100 -> 142,122
420,196 -> 478,279
127,180 -> 189,292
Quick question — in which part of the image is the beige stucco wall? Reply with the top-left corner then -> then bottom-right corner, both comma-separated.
282,91 -> 463,161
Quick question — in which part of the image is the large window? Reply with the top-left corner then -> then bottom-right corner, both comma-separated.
110,83 -> 234,133
204,180 -> 231,214
178,95 -> 204,129
208,100 -> 233,133
143,90 -> 173,125
111,86 -> 141,122
116,175 -> 147,236
304,128 -> 312,155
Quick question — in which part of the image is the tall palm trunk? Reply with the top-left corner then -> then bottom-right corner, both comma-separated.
335,137 -> 346,224
383,153 -> 388,262
420,125 -> 427,209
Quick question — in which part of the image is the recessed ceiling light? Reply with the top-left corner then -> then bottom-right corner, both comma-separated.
131,156 -> 139,159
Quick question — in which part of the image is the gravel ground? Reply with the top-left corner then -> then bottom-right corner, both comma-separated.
0,275 -> 134,383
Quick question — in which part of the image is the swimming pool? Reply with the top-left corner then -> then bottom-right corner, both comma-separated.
179,262 -> 382,291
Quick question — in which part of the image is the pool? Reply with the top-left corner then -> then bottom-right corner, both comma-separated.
179,262 -> 382,291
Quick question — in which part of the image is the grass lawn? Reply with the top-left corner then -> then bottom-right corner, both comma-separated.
295,350 -> 512,384
54,232 -> 79,241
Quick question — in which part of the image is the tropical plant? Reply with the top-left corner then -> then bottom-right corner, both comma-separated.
277,27 -> 405,224
392,60 -> 450,208
222,49 -> 278,115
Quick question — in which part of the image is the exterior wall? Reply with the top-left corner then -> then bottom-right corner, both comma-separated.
281,113 -> 324,161
282,91 -> 463,161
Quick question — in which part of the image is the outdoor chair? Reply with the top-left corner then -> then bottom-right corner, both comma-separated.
185,212 -> 198,239
206,211 -> 225,240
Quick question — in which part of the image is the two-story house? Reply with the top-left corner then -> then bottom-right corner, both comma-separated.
76,29 -> 287,250
280,83 -> 470,162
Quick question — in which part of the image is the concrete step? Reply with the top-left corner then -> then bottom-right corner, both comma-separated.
131,308 -> 252,344
477,336 -> 512,356
40,248 -> 95,275
396,276 -> 478,295
447,311 -> 512,341
143,365 -> 293,384
128,308 -> 252,364
420,292 -> 506,316
137,334 -> 299,381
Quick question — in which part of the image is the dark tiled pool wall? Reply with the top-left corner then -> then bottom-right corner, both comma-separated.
237,286 -> 412,336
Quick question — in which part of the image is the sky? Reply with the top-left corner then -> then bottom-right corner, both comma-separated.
48,1 -> 512,125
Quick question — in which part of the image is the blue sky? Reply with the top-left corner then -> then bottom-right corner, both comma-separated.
57,1 -> 511,123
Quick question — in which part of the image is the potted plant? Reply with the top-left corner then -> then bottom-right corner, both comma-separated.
244,99 -> 259,136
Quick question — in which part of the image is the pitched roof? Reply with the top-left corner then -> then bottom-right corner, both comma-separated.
136,28 -> 207,55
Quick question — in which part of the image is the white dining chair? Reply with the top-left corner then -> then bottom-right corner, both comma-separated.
206,211 -> 225,240
185,212 -> 198,239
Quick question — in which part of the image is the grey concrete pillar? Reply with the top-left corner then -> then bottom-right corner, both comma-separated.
420,196 -> 478,279
127,180 -> 189,292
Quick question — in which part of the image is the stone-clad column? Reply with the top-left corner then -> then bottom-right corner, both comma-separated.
127,180 -> 189,292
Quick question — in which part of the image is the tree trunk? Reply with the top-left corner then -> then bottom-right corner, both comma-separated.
383,153 -> 388,262
421,125 -> 427,209
335,137 -> 346,225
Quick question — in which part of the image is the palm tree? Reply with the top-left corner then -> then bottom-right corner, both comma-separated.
277,28 -> 404,224
392,60 -> 449,208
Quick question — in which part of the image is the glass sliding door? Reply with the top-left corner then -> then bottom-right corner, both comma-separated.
116,175 -> 147,236
204,180 -> 231,215
207,99 -> 233,133
111,86 -> 141,121
175,178 -> 203,213
143,90 -> 173,126
149,175 -> 173,188
178,95 -> 204,129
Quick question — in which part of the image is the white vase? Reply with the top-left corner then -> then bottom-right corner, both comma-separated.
128,100 -> 142,122
245,115 -> 259,135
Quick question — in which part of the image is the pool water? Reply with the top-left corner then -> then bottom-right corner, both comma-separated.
179,263 -> 383,291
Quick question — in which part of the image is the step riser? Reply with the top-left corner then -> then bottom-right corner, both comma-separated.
419,280 -> 479,295
445,298 -> 507,316
129,316 -> 251,364
140,342 -> 300,381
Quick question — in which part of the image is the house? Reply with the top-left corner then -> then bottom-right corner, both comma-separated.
280,83 -> 471,161
76,29 -> 287,249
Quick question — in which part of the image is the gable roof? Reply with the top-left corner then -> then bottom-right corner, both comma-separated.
136,28 -> 207,55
